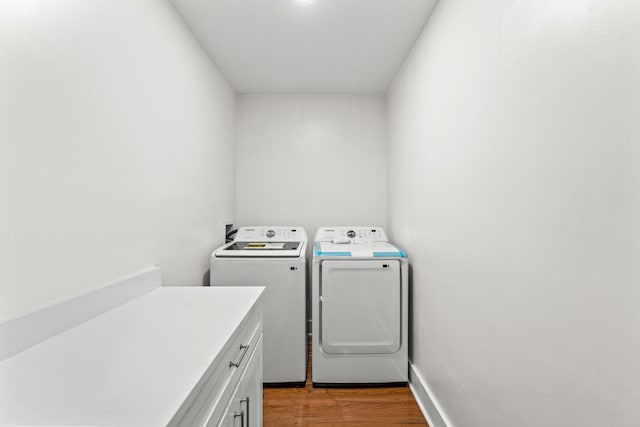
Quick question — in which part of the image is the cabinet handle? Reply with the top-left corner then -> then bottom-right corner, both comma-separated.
229,344 -> 250,368
240,397 -> 250,427
233,411 -> 244,427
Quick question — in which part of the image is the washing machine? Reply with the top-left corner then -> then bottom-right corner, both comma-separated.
211,226 -> 307,386
311,226 -> 408,386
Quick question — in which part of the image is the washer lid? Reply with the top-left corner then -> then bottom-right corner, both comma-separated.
314,241 -> 406,258
215,226 -> 307,258
215,240 -> 304,258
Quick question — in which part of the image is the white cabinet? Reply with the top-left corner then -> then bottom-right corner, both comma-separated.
169,295 -> 264,427
0,287 -> 265,427
214,336 -> 263,427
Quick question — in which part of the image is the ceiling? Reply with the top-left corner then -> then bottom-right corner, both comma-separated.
170,0 -> 438,94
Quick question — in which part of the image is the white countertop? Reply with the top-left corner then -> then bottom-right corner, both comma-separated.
0,286 -> 264,426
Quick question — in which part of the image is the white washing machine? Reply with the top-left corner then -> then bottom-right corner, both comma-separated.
312,226 -> 408,386
211,226 -> 307,386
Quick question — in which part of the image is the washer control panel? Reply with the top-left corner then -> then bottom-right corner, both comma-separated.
315,227 -> 388,242
235,226 -> 307,242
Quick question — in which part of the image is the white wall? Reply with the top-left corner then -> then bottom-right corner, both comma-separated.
236,95 -> 387,239
0,0 -> 236,319
388,1 -> 640,426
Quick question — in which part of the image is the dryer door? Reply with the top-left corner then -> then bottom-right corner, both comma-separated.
319,260 -> 401,354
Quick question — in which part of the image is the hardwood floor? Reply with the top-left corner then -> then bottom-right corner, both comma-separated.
263,339 -> 428,426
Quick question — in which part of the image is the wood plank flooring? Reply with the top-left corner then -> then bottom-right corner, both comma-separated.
263,339 -> 428,426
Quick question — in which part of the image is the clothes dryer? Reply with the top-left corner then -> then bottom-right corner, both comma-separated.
211,226 -> 307,386
312,226 -> 408,385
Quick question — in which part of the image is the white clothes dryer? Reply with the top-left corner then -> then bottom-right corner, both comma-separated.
211,226 -> 307,386
312,226 -> 408,386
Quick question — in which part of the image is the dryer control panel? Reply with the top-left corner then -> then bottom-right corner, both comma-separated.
315,227 -> 388,242
235,226 -> 307,242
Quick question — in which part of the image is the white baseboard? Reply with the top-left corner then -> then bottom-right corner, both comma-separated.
409,362 -> 453,427
0,267 -> 161,361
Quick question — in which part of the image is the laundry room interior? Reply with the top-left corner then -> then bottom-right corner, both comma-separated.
1,1 -> 639,427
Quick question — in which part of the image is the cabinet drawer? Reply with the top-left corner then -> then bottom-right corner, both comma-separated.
169,305 -> 262,427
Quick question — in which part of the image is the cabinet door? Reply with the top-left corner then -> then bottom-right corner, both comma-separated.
215,336 -> 263,427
